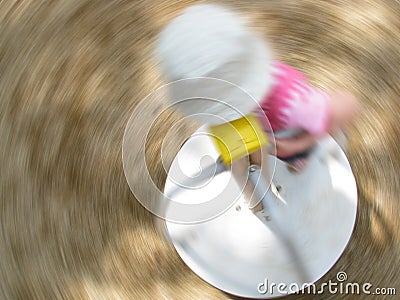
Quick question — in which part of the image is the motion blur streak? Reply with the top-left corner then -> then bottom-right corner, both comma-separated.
0,1 -> 399,299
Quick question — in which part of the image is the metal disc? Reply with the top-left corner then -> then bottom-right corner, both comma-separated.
161,130 -> 357,298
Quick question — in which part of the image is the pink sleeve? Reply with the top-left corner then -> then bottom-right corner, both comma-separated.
285,82 -> 331,137
259,61 -> 331,137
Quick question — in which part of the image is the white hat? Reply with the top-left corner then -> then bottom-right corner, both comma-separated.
156,3 -> 274,123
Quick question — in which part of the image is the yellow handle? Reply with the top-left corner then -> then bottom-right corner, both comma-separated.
208,114 -> 268,165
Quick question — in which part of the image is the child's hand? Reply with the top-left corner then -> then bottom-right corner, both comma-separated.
269,132 -> 318,158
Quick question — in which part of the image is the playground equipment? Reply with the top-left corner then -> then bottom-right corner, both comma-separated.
160,115 -> 357,298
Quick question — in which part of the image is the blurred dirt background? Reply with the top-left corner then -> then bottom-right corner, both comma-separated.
0,0 -> 399,299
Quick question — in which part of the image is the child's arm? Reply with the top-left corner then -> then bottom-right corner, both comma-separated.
271,131 -> 318,158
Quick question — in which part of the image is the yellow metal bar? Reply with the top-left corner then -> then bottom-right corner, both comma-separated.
208,114 -> 268,165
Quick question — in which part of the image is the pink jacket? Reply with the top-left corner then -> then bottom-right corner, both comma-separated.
258,61 -> 331,138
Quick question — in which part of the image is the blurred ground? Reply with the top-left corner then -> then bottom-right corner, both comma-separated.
0,0 -> 399,299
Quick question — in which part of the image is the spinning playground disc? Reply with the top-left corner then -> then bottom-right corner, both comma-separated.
161,129 -> 357,298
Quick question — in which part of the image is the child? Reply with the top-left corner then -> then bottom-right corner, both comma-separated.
156,3 -> 358,214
